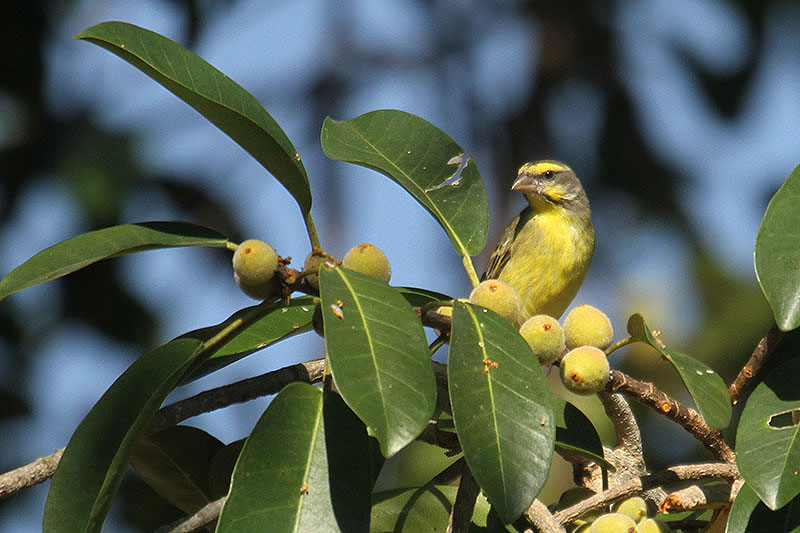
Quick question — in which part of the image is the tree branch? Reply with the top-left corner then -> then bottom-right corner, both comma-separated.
154,496 -> 226,533
551,462 -> 740,526
523,499 -> 567,533
728,323 -> 784,406
606,370 -> 735,463
0,359 -> 326,499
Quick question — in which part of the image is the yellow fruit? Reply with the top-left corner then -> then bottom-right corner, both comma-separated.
468,279 -> 522,325
232,239 -> 279,299
638,518 -> 671,532
614,496 -> 648,523
589,512 -> 637,533
564,304 -> 614,350
232,239 -> 278,286
560,346 -> 610,395
519,314 -> 565,364
341,243 -> 392,283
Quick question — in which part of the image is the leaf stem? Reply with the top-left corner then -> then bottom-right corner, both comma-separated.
304,211 -> 322,250
605,336 -> 636,356
225,241 -> 239,252
461,255 -> 480,288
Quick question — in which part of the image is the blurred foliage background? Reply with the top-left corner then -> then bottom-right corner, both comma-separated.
2,1 -> 800,530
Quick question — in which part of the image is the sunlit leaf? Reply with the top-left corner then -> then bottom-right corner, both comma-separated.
755,164 -> 800,331
130,425 -> 223,513
76,21 -> 312,214
449,301 -> 555,522
627,313 -> 731,429
218,385 -> 373,532
0,222 -> 227,301
737,358 -> 800,510
371,485 -> 491,532
319,265 -> 436,458
321,110 -> 488,257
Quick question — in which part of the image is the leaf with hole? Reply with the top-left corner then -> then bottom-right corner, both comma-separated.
319,265 -> 436,458
737,358 -> 800,510
76,21 -> 311,214
448,301 -> 555,522
755,164 -> 800,331
321,110 -> 488,258
627,313 -> 730,429
0,222 -> 227,301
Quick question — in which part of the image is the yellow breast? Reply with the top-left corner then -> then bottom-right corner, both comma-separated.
497,206 -> 594,319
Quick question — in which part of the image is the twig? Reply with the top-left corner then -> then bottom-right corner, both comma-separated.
659,480 -> 739,513
0,359 -> 326,499
728,324 -> 784,406
523,499 -> 567,533
0,448 -> 64,499
551,462 -> 739,526
447,465 -> 480,533
154,496 -> 226,533
607,370 -> 735,463
148,359 -> 325,435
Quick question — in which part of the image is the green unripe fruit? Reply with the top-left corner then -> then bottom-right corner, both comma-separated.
638,518 -> 671,533
563,304 -> 614,350
560,346 -> 610,395
302,249 -> 337,290
469,279 -> 522,325
553,487 -> 602,526
341,243 -> 392,283
232,239 -> 279,300
519,314 -> 565,364
614,496 -> 647,523
589,512 -> 637,533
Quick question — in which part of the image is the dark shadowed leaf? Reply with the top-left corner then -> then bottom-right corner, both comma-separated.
551,396 -> 612,470
627,313 -> 730,429
130,425 -> 224,513
737,358 -> 800,510
0,222 -> 227,301
449,301 -> 555,522
208,439 -> 245,500
727,483 -> 800,532
321,110 -> 488,257
319,265 -> 436,458
43,338 -> 206,532
75,21 -> 311,214
755,165 -> 800,331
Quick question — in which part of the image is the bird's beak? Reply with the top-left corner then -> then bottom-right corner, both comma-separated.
511,173 -> 539,194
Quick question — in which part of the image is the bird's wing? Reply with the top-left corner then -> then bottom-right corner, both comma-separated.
482,213 -> 520,280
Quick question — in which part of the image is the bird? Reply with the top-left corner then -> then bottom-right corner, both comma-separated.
483,160 -> 595,321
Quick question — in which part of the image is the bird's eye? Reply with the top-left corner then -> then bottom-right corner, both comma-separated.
543,170 -> 554,179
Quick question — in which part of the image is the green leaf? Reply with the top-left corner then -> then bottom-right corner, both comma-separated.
755,165 -> 800,331
75,21 -> 311,214
448,301 -> 555,523
43,337 -> 206,532
397,286 -> 452,308
736,358 -> 800,510
551,396 -> 612,470
320,110 -> 488,257
130,426 -> 224,513
218,384 -> 373,532
319,265 -> 436,457
0,221 -> 227,301
186,296 -> 315,380
370,485 -> 491,532
627,313 -> 731,429
727,483 -> 800,532
208,439 -> 246,500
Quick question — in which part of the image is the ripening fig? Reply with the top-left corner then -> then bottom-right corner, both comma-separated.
469,279 -> 522,325
302,249 -> 337,290
232,239 -> 279,300
341,243 -> 392,283
638,518 -> 671,532
613,496 -> 648,523
560,346 -> 610,395
519,314 -> 565,364
564,304 -> 614,350
589,512 -> 638,533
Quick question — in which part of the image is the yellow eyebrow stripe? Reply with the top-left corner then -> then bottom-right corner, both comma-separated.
519,161 -> 570,175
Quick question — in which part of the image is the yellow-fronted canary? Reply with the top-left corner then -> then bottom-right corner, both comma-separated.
483,160 -> 594,320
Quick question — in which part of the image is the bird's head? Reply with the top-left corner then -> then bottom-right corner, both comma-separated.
512,160 -> 589,212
